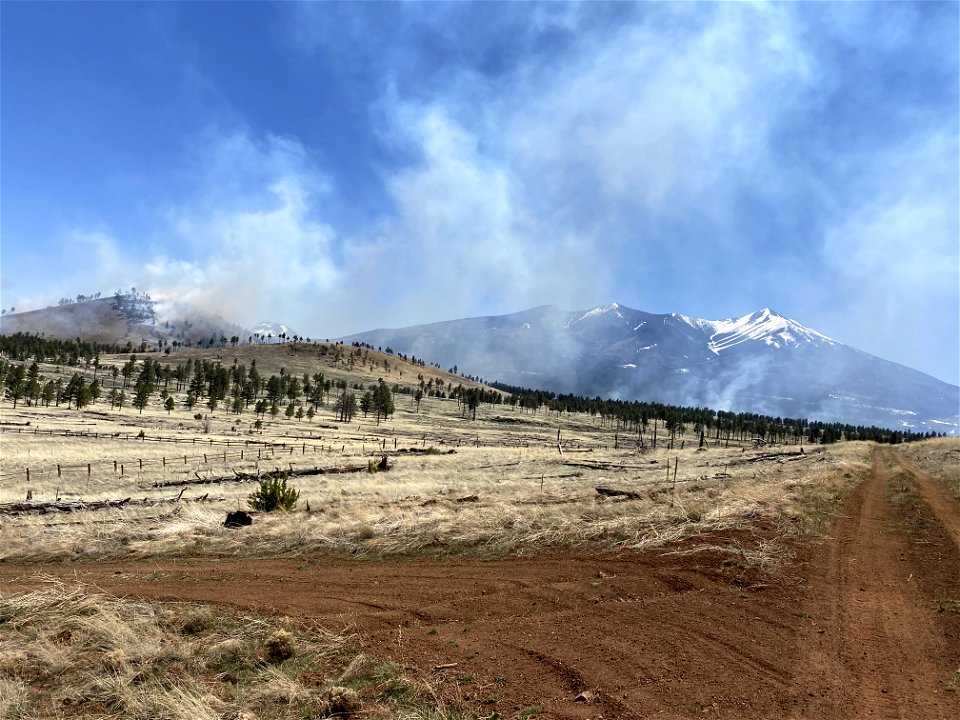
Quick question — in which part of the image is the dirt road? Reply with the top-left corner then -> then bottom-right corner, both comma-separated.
789,446 -> 959,719
2,447 -> 957,719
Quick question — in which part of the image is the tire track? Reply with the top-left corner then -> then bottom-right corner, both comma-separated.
790,446 -> 959,719
895,450 -> 960,550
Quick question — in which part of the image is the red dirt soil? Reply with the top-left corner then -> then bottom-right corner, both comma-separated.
2,447 -> 957,719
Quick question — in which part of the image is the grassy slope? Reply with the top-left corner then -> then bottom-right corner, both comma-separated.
0,340 -> 881,564
0,299 -> 136,345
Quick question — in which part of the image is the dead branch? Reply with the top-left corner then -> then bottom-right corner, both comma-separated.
152,463 -> 373,488
0,495 -> 223,515
595,486 -> 645,500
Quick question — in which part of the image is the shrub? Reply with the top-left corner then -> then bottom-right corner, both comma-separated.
263,629 -> 295,663
321,685 -> 360,715
248,474 -> 299,512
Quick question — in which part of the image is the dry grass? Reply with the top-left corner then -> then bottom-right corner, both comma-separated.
0,580 -> 463,719
0,346 -> 877,564
896,437 -> 960,499
1,401 -> 874,564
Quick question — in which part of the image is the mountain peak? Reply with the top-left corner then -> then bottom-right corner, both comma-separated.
339,302 -> 958,432
705,308 -> 835,354
568,303 -> 624,327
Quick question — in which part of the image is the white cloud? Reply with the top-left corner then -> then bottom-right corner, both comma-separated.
25,4 -> 955,385
331,105 -> 611,333
494,4 -> 814,223
139,5 -> 822,336
820,130 -> 959,381
146,132 -> 339,324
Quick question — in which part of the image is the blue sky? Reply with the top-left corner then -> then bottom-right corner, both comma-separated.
2,1 -> 958,385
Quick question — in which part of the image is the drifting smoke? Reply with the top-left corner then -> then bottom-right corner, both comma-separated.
5,3 -> 955,387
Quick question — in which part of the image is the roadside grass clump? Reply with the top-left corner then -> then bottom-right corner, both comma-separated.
263,629 -> 296,663
934,598 -> 960,615
792,447 -> 871,537
897,437 -> 960,500
248,473 -> 300,512
0,582 -> 466,720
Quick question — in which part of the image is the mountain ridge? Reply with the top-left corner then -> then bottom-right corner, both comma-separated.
341,302 -> 959,434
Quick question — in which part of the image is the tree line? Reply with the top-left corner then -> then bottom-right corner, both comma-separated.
1,333 -> 947,444
490,382 -> 940,446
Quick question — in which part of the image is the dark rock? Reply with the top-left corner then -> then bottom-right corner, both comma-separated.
224,510 -> 252,528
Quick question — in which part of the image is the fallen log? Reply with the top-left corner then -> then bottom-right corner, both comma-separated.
745,451 -> 807,463
595,486 -> 645,500
152,463 -> 375,489
0,495 -> 223,515
523,471 -> 584,480
393,447 -> 456,455
564,461 -> 651,471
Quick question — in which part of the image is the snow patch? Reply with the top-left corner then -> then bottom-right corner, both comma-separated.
568,303 -> 624,327
705,308 -> 836,354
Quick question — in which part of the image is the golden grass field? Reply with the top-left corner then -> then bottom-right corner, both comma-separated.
0,343 -> 876,565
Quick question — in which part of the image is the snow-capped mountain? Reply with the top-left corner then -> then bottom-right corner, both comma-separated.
342,303 -> 959,433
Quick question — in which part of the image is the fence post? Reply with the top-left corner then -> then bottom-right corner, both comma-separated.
57,464 -> 62,478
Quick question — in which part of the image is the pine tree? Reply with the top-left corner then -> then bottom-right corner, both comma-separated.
5,365 -> 26,407
371,382 -> 394,425
334,392 -> 357,422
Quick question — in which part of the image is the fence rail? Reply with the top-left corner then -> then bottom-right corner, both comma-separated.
0,439 -> 337,483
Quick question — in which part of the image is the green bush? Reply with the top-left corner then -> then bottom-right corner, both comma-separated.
248,473 -> 300,512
